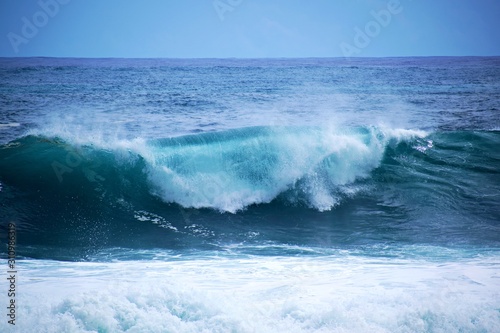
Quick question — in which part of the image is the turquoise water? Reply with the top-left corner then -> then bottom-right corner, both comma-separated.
0,57 -> 499,332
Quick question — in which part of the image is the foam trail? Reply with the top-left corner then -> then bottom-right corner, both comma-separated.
0,122 -> 21,128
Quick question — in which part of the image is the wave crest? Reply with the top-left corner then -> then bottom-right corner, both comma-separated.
0,126 -> 426,213
128,126 -> 423,212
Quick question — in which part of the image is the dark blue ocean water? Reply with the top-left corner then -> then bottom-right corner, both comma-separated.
0,57 -> 499,332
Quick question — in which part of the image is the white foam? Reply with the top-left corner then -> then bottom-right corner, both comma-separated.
0,122 -> 21,129
4,254 -> 499,332
144,126 -> 394,212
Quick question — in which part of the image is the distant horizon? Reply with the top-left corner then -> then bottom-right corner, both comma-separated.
2,55 -> 499,60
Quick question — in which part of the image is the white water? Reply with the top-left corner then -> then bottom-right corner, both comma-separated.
28,124 -> 427,213
2,254 -> 499,332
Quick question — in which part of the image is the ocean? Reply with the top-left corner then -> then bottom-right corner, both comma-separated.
0,57 -> 499,332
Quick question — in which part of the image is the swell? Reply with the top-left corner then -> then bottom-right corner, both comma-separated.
1,127 -> 499,258
0,126 -> 422,212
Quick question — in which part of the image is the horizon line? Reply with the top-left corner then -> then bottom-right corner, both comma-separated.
1,55 -> 499,60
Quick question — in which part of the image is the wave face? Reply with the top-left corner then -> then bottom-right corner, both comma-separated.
0,126 -> 424,211
1,126 -> 499,258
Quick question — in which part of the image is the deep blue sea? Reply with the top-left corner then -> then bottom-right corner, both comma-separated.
1,57 -> 499,332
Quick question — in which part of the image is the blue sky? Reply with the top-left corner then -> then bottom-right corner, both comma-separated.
1,0 -> 499,58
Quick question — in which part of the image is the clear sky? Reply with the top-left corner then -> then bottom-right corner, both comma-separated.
0,0 -> 499,58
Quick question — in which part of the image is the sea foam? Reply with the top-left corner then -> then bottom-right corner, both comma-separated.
4,252 -> 499,333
